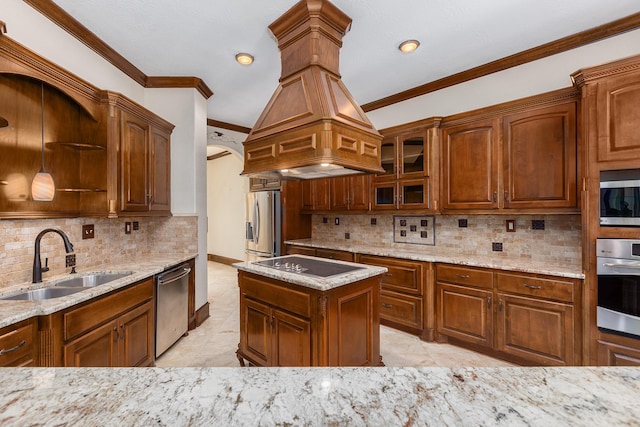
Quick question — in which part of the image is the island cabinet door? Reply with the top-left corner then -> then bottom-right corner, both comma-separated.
272,309 -> 311,367
495,293 -> 574,366
240,298 -> 271,366
325,283 -> 380,366
436,283 -> 493,347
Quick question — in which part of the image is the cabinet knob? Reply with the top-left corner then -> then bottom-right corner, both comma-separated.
487,296 -> 492,309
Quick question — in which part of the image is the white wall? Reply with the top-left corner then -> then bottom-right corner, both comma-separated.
207,153 -> 249,261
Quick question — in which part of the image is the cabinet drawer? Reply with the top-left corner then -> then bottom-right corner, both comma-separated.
241,273 -> 312,318
0,320 -> 34,367
495,273 -> 574,303
64,278 -> 154,342
286,246 -> 316,256
315,249 -> 353,262
359,255 -> 423,295
380,291 -> 422,330
437,264 -> 493,289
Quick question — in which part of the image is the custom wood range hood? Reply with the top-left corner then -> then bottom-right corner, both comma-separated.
242,0 -> 383,179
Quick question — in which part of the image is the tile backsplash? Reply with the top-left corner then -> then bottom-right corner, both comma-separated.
312,214 -> 582,267
0,216 -> 197,288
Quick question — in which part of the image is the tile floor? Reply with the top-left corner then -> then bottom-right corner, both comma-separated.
155,261 -> 513,368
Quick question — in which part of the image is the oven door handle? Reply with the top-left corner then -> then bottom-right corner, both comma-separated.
602,262 -> 640,269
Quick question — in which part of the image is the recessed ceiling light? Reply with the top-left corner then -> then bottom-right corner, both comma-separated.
398,39 -> 420,54
235,53 -> 254,65
320,163 -> 330,167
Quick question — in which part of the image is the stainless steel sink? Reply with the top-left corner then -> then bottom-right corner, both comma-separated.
0,287 -> 83,301
53,272 -> 132,288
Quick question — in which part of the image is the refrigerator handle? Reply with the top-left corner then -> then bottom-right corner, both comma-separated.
255,198 -> 260,244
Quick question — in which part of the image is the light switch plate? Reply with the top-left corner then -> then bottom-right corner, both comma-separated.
125,222 -> 132,234
506,219 -> 516,232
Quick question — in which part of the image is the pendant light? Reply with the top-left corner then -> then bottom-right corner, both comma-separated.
31,82 -> 55,201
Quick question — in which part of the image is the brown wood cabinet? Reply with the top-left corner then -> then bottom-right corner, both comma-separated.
117,107 -> 172,215
373,123 -> 439,211
37,277 -> 155,367
249,177 -> 281,191
440,93 -> 578,213
598,337 -> 640,366
286,245 -> 317,256
330,175 -> 371,211
301,178 -> 331,211
237,270 -> 382,367
436,264 -> 580,366
315,248 -> 354,262
0,318 -> 36,367
358,254 -> 431,339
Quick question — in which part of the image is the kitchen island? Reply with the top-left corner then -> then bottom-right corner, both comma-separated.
0,366 -> 638,426
234,255 -> 387,367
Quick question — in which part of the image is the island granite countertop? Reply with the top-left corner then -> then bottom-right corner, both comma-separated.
234,255 -> 388,291
0,253 -> 198,329
286,239 -> 584,279
0,366 -> 638,426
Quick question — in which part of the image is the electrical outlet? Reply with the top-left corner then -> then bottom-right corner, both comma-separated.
371,218 -> 377,225
344,232 -> 350,240
65,254 -> 76,268
82,224 -> 94,239
125,222 -> 132,234
334,217 -> 340,225
132,221 -> 139,231
323,217 -> 328,224
506,219 -> 516,232
458,219 -> 468,228
492,242 -> 503,252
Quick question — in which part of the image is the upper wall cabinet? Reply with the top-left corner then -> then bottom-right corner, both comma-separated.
0,35 -> 173,219
373,119 -> 440,211
572,55 -> 640,167
440,90 -> 579,213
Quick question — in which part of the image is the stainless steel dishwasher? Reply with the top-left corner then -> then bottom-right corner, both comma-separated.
155,263 -> 191,358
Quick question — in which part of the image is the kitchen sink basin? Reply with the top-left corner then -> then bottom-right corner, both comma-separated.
53,272 -> 133,288
0,287 -> 83,301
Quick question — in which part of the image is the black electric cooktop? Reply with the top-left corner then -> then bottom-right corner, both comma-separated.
254,256 -> 364,278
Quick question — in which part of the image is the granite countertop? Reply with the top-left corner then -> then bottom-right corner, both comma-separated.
234,255 -> 387,291
0,366 -> 638,426
286,239 -> 584,279
0,253 -> 198,329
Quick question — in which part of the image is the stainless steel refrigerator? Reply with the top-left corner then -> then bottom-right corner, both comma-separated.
245,190 -> 282,260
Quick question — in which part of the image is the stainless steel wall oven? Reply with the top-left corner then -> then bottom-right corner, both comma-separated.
597,239 -> 640,339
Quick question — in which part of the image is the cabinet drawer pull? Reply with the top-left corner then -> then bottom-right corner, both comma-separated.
493,191 -> 497,202
113,327 -> 121,341
120,325 -> 125,340
0,339 -> 26,355
487,296 -> 491,309
385,273 -> 393,277
498,299 -> 503,312
382,303 -> 393,309
456,274 -> 470,279
523,284 -> 542,290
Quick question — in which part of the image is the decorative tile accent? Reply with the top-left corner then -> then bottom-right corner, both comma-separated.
393,215 -> 435,245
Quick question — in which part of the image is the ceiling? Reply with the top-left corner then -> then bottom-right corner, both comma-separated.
51,0 -> 639,143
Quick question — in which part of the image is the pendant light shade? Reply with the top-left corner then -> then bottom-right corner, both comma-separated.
31,82 -> 55,202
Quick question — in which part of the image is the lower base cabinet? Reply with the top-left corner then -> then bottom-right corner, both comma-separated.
237,271 -> 382,367
436,264 -> 579,366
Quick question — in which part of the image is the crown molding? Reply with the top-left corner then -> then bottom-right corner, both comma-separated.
361,12 -> 640,112
146,76 -> 213,99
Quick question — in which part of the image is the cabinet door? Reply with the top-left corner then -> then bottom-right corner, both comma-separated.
330,176 -> 350,210
272,309 -> 311,367
313,178 -> 331,210
441,119 -> 500,210
399,178 -> 429,210
398,131 -> 428,179
436,283 -> 493,347
118,301 -> 154,367
503,102 -> 577,209
120,112 -> 150,212
64,320 -> 118,367
372,181 -> 397,210
240,297 -> 271,366
301,180 -> 313,210
348,175 -> 371,211
377,136 -> 398,182
596,72 -> 640,162
495,293 -> 573,365
149,127 -> 171,212
380,290 -> 423,332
